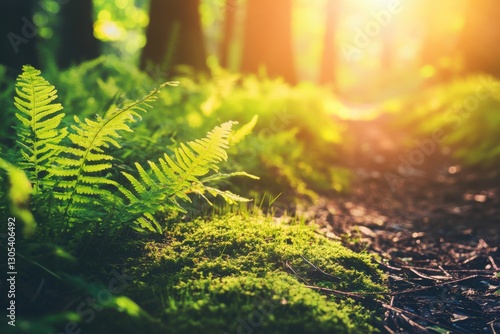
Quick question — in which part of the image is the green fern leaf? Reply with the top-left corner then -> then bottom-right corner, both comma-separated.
204,187 -> 252,204
49,83 -> 169,228
200,171 -> 260,183
13,65 -> 68,194
166,121 -> 234,196
120,122 -> 256,233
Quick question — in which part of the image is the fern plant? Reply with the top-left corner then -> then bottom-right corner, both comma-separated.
119,121 -> 258,232
50,82 -> 170,233
7,65 -> 255,239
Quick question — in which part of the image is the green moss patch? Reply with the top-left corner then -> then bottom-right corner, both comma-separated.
128,215 -> 386,333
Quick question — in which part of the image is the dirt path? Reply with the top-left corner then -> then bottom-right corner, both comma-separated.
301,115 -> 500,333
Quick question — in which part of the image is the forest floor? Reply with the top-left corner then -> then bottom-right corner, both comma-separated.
299,115 -> 500,333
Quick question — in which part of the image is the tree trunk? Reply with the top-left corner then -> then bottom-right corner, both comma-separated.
140,0 -> 208,75
0,0 -> 39,73
319,0 -> 340,85
459,0 -> 500,77
219,0 -> 237,68
241,0 -> 296,84
58,0 -> 100,69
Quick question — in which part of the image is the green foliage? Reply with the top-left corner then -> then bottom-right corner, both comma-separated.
130,214 -> 385,333
0,157 -> 36,237
3,65 -> 253,239
49,81 -> 168,231
119,121 -> 258,232
0,66 -> 17,148
392,75 -> 500,168
38,58 -> 351,203
13,66 -> 67,194
198,71 -> 351,198
204,72 -> 346,195
0,239 -> 158,334
0,59 -> 387,334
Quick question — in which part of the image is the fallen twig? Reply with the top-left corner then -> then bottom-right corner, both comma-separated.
390,275 -> 481,296
299,255 -> 340,281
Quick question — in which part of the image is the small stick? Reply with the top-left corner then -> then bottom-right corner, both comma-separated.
488,256 -> 499,271
300,255 -> 340,280
390,275 -> 480,296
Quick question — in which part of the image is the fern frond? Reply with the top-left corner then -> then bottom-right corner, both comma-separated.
229,115 -> 259,145
13,65 -> 68,194
166,121 -> 235,194
203,187 -> 252,205
50,83 -> 169,227
120,122 -> 257,232
118,171 -> 182,233
200,171 -> 260,183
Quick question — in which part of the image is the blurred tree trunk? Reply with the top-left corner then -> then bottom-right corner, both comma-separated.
0,0 -> 39,72
241,0 -> 296,84
140,0 -> 208,75
219,0 -> 237,68
58,0 -> 100,69
320,0 -> 340,86
459,0 -> 500,76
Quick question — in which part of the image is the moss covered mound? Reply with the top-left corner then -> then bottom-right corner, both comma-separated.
128,215 -> 386,333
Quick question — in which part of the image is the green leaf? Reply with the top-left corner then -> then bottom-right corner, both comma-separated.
0,157 -> 36,237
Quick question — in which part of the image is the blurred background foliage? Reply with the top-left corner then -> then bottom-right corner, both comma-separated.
0,0 -> 499,195
0,0 -> 499,199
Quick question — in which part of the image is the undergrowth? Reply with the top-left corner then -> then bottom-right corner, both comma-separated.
0,65 -> 255,240
0,63 -> 386,334
389,75 -> 500,169
22,56 -> 351,202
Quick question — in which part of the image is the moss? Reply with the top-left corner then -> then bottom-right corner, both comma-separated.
161,273 -> 376,334
128,215 -> 386,333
